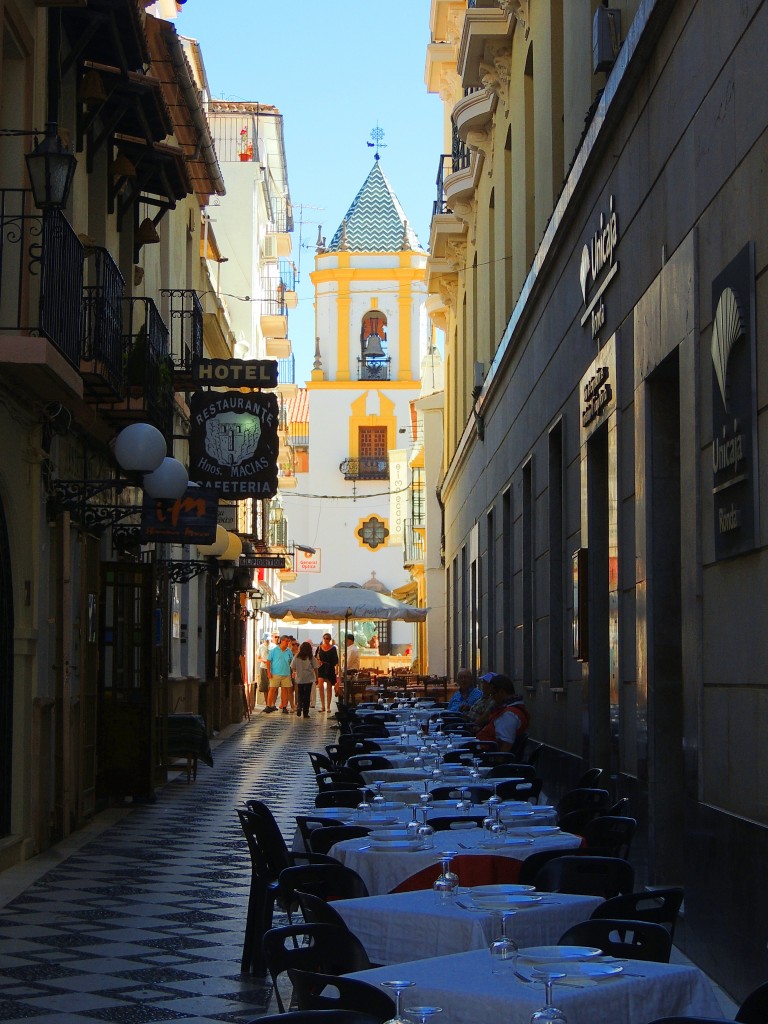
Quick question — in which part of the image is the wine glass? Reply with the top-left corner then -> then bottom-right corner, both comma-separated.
489,807 -> 507,845
357,788 -> 372,818
488,781 -> 502,808
432,853 -> 460,901
405,1006 -> 443,1024
455,786 -> 471,812
489,910 -> 518,974
405,804 -> 421,841
417,808 -> 435,849
373,781 -> 386,806
381,979 -> 416,1024
470,757 -> 482,779
529,967 -> 568,1024
419,780 -> 433,809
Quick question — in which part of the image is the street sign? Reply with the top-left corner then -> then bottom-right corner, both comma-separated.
240,555 -> 289,569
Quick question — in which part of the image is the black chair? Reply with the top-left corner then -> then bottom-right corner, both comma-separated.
280,863 -> 369,907
441,751 -> 475,764
338,736 -> 382,757
517,847 -> 579,886
556,787 -> 611,819
308,825 -> 370,856
309,751 -> 337,776
295,890 -> 351,929
289,968 -> 396,1022
581,815 -> 637,858
575,767 -> 604,788
524,741 -> 544,766
245,1012 -> 383,1024
484,762 -> 539,779
349,722 -> 390,738
262,923 -> 371,1013
452,739 -> 498,755
606,796 -> 631,816
431,785 -> 493,803
534,855 -> 635,899
345,753 -> 395,772
591,887 -> 684,941
429,815 -> 485,831
325,744 -> 346,767
737,981 -> 768,1024
316,770 -> 365,790
558,918 -> 672,962
296,815 -> 346,852
559,807 -> 605,836
495,778 -> 543,803
315,790 -> 364,809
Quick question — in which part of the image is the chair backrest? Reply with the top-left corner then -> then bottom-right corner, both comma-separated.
558,807 -> 606,836
349,722 -> 390,738
581,815 -> 637,858
590,887 -> 684,941
279,863 -> 369,905
575,767 -> 604,788
262,923 -> 371,1013
294,890 -> 350,929
534,855 -> 635,898
296,815 -> 345,852
255,1011 -> 384,1024
238,807 -> 290,879
390,853 -> 523,892
308,825 -> 370,856
325,744 -> 345,766
429,815 -> 485,831
606,796 -> 631,816
314,790 -> 364,809
737,980 -> 768,1024
495,778 -> 543,803
524,741 -> 544,766
484,762 -> 539,779
288,968 -> 397,1022
558,918 -> 672,962
455,739 -> 498,755
338,736 -> 382,756
441,751 -> 475,764
309,751 -> 336,776
516,847 -> 578,886
430,785 -> 493,804
316,770 -> 364,790
556,787 -> 611,818
345,754 -> 394,771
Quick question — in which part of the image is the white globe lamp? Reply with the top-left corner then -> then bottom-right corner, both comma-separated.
142,457 -> 189,499
218,531 -> 243,563
113,423 -> 166,472
197,525 -> 229,557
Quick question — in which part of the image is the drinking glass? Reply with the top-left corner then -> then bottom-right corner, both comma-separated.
455,786 -> 471,812
381,979 -> 417,1024
489,910 -> 518,974
405,804 -> 421,841
405,1006 -> 443,1024
419,780 -> 433,809
432,853 -> 460,901
373,781 -> 386,806
529,967 -> 568,1024
489,808 -> 507,845
417,808 -> 435,849
488,781 -> 502,808
357,788 -> 372,818
470,757 -> 482,779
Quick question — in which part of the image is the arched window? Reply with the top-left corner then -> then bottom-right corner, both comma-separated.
359,310 -> 389,380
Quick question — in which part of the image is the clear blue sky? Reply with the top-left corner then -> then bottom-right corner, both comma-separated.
173,0 -> 443,379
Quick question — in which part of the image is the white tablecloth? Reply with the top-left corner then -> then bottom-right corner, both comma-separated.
332,889 -> 603,965
348,948 -> 723,1024
329,829 -> 582,895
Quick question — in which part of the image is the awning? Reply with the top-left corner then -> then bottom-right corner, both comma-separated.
391,581 -> 419,605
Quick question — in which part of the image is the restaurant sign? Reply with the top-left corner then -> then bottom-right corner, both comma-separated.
140,488 -> 219,544
189,391 -> 279,497
579,195 -> 619,340
711,243 -> 758,560
192,358 -> 278,389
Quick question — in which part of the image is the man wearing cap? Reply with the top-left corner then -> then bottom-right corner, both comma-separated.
266,635 -> 294,713
467,672 -> 497,729
477,674 -> 530,755
446,667 -> 483,713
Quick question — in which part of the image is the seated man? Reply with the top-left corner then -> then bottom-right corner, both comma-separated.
446,667 -> 483,714
467,671 -> 497,730
476,674 -> 530,755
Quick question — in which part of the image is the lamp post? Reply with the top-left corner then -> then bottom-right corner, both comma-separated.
24,123 -> 77,211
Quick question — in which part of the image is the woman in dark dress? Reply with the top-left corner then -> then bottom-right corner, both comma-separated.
315,633 -> 339,714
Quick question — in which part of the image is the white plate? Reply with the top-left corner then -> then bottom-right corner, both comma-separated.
364,815 -> 400,825
380,782 -> 413,792
518,946 -> 603,962
369,840 -> 422,850
471,884 -> 536,895
505,826 -> 561,836
535,961 -> 623,979
472,894 -> 543,908
369,829 -> 412,841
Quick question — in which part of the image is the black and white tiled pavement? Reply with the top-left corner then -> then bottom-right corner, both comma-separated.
0,707 -> 335,1022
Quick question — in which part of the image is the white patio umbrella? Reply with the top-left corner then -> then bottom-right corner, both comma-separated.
264,582 -> 428,702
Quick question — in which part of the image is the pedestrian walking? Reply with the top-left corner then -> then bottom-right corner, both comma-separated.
291,640 -> 318,718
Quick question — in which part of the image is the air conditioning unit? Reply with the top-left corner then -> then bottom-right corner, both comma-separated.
593,6 -> 621,74
262,234 -> 278,262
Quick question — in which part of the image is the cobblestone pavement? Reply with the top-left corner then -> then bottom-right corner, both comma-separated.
0,708 -> 335,1022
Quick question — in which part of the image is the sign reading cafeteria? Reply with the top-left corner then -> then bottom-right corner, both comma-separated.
189,391 -> 279,497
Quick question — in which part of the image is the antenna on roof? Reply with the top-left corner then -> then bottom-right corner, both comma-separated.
366,123 -> 387,161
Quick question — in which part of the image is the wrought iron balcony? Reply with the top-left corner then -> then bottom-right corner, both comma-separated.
260,274 -> 288,317
340,456 -> 389,481
0,189 -> 83,367
116,296 -> 173,441
278,258 -> 296,293
432,154 -> 453,217
358,355 -> 391,381
403,519 -> 426,567
452,120 -> 472,173
82,247 -> 125,400
160,288 -> 203,387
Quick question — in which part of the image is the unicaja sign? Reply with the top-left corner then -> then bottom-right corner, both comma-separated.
579,195 -> 619,339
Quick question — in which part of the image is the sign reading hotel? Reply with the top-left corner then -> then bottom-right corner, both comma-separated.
579,195 -> 619,340
189,391 -> 280,497
711,243 -> 758,560
192,358 -> 278,389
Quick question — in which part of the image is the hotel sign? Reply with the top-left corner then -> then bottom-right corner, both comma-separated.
579,195 -> 619,340
192,358 -> 278,388
189,391 -> 279,497
711,243 -> 758,560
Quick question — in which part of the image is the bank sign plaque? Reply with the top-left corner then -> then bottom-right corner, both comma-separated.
189,391 -> 279,497
711,243 -> 758,559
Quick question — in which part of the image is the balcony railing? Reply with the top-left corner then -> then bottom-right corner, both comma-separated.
160,288 -> 203,381
82,247 -> 124,399
121,296 -> 173,440
207,114 -> 262,164
278,258 -> 296,293
261,274 -> 288,317
432,154 -> 453,216
0,190 -> 83,367
358,355 -> 391,381
270,200 -> 293,234
452,120 -> 472,173
339,456 -> 389,481
403,519 -> 426,566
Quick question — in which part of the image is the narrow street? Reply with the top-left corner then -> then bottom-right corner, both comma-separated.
0,712 -> 328,1022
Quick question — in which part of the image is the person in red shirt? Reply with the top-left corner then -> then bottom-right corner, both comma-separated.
476,674 -> 530,756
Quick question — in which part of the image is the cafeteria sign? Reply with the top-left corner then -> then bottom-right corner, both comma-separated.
140,487 -> 219,544
189,391 -> 279,497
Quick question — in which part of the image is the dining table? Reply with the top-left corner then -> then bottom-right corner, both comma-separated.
331,887 -> 603,965
347,947 -> 724,1024
329,827 -> 583,895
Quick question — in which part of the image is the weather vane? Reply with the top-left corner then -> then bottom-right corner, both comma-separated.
366,124 -> 387,161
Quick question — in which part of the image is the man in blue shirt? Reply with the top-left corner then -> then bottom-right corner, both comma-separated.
266,635 -> 294,713
446,667 -> 483,714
